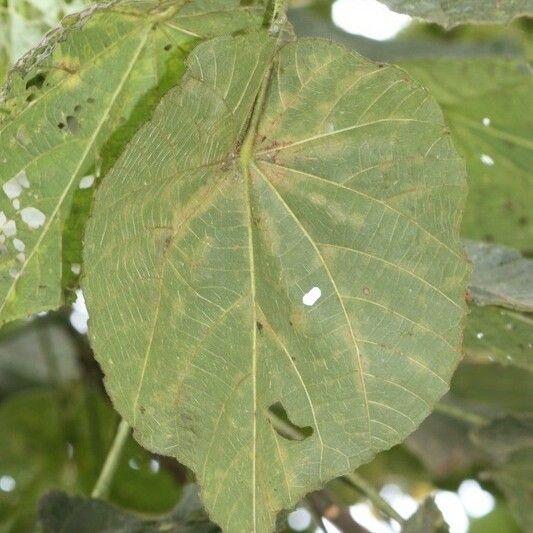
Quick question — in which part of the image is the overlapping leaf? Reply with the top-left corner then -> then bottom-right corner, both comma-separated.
382,0 -> 533,29
84,31 -> 469,531
402,59 -> 533,252
0,0 -> 263,325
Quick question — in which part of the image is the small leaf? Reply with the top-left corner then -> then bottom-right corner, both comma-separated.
84,32 -> 469,530
465,240 -> 533,311
381,1 -> 533,29
0,0 -> 263,325
38,485 -> 219,533
402,59 -> 533,251
402,496 -> 448,533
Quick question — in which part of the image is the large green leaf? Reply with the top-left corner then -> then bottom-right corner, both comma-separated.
0,0 -> 263,325
84,34 -> 467,531
465,240 -> 533,311
84,32 -> 469,531
402,59 -> 533,252
381,1 -> 533,29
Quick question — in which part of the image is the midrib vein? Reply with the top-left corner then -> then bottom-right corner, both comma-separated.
237,44 -> 278,532
0,29 -> 150,316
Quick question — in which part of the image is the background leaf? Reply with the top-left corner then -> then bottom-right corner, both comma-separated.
401,59 -> 533,252
380,1 -> 533,29
37,484 -> 218,533
465,240 -> 533,311
0,387 -> 181,532
463,306 -> 533,371
84,32 -> 469,531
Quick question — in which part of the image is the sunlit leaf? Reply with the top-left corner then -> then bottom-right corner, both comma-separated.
84,32 -> 469,531
465,240 -> 533,311
402,59 -> 533,252
0,0 -> 263,326
381,1 -> 533,29
38,484 -> 218,533
0,387 -> 181,532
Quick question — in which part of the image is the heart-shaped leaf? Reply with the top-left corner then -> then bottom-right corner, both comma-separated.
84,32 -> 469,531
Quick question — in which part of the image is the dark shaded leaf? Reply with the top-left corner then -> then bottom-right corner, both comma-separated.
37,484 -> 219,533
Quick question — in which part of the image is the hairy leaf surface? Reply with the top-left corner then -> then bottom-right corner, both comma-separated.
84,33 -> 469,531
402,59 -> 533,251
382,0 -> 533,28
0,0 -> 262,325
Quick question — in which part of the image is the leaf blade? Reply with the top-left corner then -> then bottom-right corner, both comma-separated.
84,33 -> 469,531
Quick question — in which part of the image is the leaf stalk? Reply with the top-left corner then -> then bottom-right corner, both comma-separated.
91,418 -> 131,499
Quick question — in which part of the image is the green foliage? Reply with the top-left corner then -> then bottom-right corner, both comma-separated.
401,59 -> 533,252
0,1 -> 531,532
0,387 -> 181,532
403,497 -> 448,533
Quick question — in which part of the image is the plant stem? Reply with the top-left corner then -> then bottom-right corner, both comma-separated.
91,418 -> 130,499
343,473 -> 405,525
434,402 -> 489,427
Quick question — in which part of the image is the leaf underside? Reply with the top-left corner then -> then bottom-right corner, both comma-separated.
84,32 -> 469,531
382,0 -> 533,29
0,0 -> 262,325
